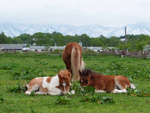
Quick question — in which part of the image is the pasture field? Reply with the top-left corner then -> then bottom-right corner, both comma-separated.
0,53 -> 150,113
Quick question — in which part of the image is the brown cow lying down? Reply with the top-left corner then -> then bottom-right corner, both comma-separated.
79,69 -> 135,93
25,70 -> 71,95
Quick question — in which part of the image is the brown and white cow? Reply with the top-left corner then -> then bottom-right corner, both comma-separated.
79,69 -> 135,93
25,70 -> 71,95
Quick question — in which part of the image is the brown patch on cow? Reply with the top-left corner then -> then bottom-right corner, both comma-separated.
39,85 -> 48,93
87,73 -> 116,93
80,69 -> 131,93
26,77 -> 43,92
46,77 -> 52,83
28,77 -> 43,86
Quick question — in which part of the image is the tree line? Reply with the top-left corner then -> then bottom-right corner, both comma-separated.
0,31 -> 150,51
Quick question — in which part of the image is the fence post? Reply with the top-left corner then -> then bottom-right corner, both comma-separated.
25,50 -> 28,55
14,49 -> 16,55
58,49 -> 60,56
35,50 -> 38,55
47,50 -> 49,55
2,49 -> 5,55
91,50 -> 93,56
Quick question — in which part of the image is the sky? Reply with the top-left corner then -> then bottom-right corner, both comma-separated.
0,0 -> 150,27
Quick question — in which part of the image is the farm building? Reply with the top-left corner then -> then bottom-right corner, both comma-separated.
30,46 -> 65,52
0,44 -> 26,52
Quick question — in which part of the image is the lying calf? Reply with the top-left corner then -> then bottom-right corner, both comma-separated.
79,69 -> 135,93
25,70 -> 71,95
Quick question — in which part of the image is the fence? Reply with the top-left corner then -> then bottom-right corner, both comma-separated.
0,49 -> 150,59
0,49 -> 62,56
98,50 -> 150,58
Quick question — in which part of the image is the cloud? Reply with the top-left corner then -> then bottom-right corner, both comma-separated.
0,0 -> 150,27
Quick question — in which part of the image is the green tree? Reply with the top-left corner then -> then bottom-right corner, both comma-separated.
0,32 -> 12,44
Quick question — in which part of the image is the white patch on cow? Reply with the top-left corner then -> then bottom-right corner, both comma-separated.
81,79 -> 83,83
25,91 -> 31,95
130,83 -> 136,89
63,81 -> 66,92
25,84 -> 39,95
32,84 -> 40,91
112,89 -> 127,93
42,75 -> 62,95
42,77 -> 49,88
35,77 -> 42,79
95,89 -> 106,93
115,80 -> 123,90
35,92 -> 47,95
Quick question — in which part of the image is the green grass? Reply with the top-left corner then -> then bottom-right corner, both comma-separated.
0,54 -> 150,113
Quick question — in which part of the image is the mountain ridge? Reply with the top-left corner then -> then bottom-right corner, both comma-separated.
0,22 -> 150,37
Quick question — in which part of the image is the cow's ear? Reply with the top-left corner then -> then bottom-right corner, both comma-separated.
67,72 -> 71,80
68,71 -> 71,76
87,69 -> 92,76
58,73 -> 62,78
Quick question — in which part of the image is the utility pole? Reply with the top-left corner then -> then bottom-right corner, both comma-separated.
125,27 -> 127,51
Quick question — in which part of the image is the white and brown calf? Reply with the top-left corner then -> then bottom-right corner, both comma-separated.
25,70 -> 71,95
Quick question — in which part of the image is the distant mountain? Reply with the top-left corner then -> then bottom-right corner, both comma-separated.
0,22 -> 150,37
109,22 -> 150,37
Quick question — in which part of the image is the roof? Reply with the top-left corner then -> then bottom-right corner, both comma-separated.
30,46 -> 65,50
0,44 -> 25,49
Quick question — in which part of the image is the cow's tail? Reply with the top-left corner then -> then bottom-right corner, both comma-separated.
71,47 -> 80,81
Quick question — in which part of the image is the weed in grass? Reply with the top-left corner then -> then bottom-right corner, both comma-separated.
55,96 -> 71,105
0,97 -> 5,103
49,65 -> 66,73
38,62 -> 48,65
82,86 -> 95,95
31,109 -> 38,113
35,59 -> 40,62
99,97 -> 115,104
67,82 -> 95,97
70,81 -> 84,96
11,66 -> 46,80
7,83 -> 27,93
0,64 -> 13,70
80,95 -> 115,104
127,87 -> 149,97
30,92 -> 36,96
